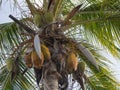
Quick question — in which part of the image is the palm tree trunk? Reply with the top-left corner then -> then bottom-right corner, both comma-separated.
43,61 -> 59,90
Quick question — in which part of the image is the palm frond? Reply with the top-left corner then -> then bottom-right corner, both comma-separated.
87,66 -> 120,90
54,0 -> 67,20
62,0 -> 120,56
0,57 -> 36,90
0,22 -> 29,59
76,42 -> 120,89
25,0 -> 38,15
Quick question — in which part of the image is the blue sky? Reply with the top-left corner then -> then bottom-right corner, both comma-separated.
0,0 -> 120,83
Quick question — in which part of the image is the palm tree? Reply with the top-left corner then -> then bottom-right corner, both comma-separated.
0,0 -> 120,90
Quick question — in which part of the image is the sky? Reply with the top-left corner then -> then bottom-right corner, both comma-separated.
0,1 -> 14,23
0,0 -> 120,83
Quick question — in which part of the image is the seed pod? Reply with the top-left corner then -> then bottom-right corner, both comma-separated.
24,52 -> 33,68
44,12 -> 53,23
77,61 -> 85,76
66,52 -> 78,73
6,58 -> 14,72
11,56 -> 20,81
33,14 -> 43,27
41,44 -> 51,60
31,50 -> 44,69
